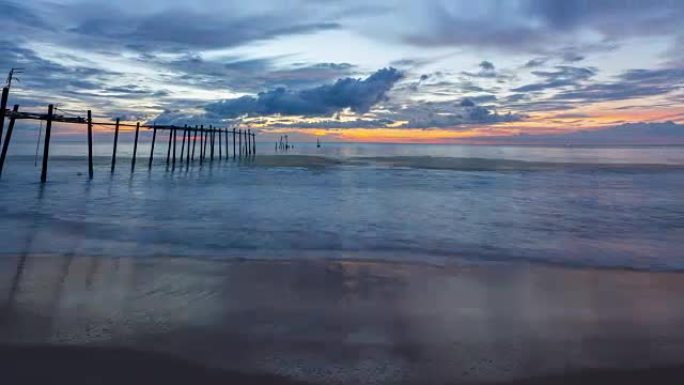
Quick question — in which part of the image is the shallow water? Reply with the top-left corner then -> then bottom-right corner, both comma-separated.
1,131 -> 683,271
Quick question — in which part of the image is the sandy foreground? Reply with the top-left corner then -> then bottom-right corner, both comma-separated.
1,255 -> 683,384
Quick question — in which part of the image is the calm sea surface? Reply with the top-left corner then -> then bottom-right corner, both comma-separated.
1,127 -> 683,271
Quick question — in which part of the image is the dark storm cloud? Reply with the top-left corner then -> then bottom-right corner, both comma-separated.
204,67 -> 403,118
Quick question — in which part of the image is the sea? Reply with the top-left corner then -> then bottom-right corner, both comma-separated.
1,125 -> 683,271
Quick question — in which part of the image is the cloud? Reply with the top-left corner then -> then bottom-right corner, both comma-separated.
512,65 -> 596,92
463,60 -> 500,78
204,67 -> 403,118
478,121 -> 684,145
524,58 -> 547,68
153,54 -> 357,93
396,0 -> 684,55
377,99 -> 523,129
561,51 -> 584,63
552,68 -> 684,102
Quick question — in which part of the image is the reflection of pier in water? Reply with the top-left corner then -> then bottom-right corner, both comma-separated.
0,84 -> 258,183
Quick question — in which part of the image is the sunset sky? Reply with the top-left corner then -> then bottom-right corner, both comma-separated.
2,0 -> 684,143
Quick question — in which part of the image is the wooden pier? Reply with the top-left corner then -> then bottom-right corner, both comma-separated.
0,85 -> 257,182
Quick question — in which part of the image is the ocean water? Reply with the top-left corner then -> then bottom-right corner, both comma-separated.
1,128 -> 683,271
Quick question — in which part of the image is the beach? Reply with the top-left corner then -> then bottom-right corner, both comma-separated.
1,143 -> 683,383
2,255 -> 684,384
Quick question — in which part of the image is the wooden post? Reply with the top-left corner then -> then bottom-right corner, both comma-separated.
199,125 -> 205,165
180,125 -> 187,162
131,122 -> 140,172
166,128 -> 173,166
0,87 -> 8,146
248,130 -> 252,156
186,128 -> 191,167
87,110 -> 93,179
225,128 -> 229,159
0,87 -> 8,148
210,125 -> 215,161
148,126 -> 157,169
232,127 -> 236,159
218,127 -> 222,160
111,118 -> 120,173
192,125 -> 198,161
252,132 -> 256,156
0,104 -> 19,178
202,126 -> 209,161
172,128 -> 177,169
238,129 -> 242,158
199,125 -> 204,161
40,104 -> 54,183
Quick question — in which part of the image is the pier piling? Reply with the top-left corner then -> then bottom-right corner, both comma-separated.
0,87 -> 8,147
111,118 -> 120,173
87,110 -> 93,179
180,125 -> 187,164
0,104 -> 19,178
131,122 -> 140,172
218,127 -> 222,160
148,126 -> 157,169
166,129 -> 172,166
210,125 -> 215,161
40,104 -> 54,183
172,128 -> 177,170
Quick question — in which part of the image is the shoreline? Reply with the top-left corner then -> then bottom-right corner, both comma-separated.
2,255 -> 684,384
2,251 -> 683,275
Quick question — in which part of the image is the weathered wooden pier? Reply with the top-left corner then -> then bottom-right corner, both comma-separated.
0,85 -> 257,182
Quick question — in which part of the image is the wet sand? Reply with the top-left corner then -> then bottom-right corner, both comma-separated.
1,255 -> 683,384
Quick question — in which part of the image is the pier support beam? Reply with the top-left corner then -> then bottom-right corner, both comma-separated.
186,128 -> 191,167
218,127 -> 222,160
232,128 -> 236,159
166,129 -> 173,166
0,104 -> 19,178
149,126 -> 157,169
202,126 -> 209,162
40,104 -> 54,183
111,118 -> 120,173
210,125 -> 215,161
0,87 -> 8,148
172,128 -> 177,170
180,125 -> 187,164
192,126 -> 198,161
223,128 -> 230,160
131,122 -> 140,172
87,110 -> 93,179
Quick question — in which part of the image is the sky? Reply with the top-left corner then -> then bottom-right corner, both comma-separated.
1,0 -> 684,143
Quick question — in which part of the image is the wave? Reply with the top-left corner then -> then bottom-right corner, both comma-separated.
253,155 -> 684,172
6,154 -> 683,172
